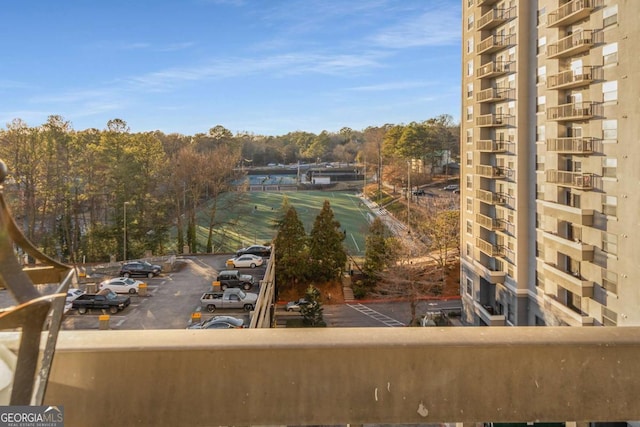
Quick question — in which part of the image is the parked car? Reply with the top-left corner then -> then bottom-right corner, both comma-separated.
413,189 -> 426,196
216,270 -> 254,291
119,261 -> 161,278
442,184 -> 459,191
286,298 -> 310,312
200,288 -> 258,313
236,245 -> 271,257
227,254 -> 264,268
98,277 -> 143,294
187,315 -> 246,329
71,289 -> 131,314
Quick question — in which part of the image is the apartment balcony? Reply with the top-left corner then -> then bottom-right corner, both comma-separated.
43,327 -> 640,424
476,60 -> 514,78
476,213 -> 505,231
546,66 -> 594,90
476,188 -> 508,205
476,301 -> 507,325
476,87 -> 513,103
475,139 -> 508,152
473,259 -> 506,284
547,0 -> 597,28
476,6 -> 516,31
476,164 -> 510,179
476,113 -> 510,127
546,101 -> 596,121
546,136 -> 596,154
543,262 -> 594,298
542,230 -> 594,261
545,170 -> 595,190
544,295 -> 594,326
476,237 -> 505,257
547,30 -> 594,59
476,0 -> 499,6
477,34 -> 516,55
540,200 -> 594,226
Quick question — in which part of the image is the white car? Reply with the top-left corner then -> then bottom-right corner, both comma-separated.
227,254 -> 264,268
98,277 -> 143,294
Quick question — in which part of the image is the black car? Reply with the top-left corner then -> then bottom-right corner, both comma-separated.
236,245 -> 272,257
119,261 -> 162,278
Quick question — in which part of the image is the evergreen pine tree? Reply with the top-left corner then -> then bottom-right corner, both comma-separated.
273,206 -> 308,290
308,200 -> 347,282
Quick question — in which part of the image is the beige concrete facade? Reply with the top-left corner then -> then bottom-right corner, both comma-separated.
460,0 -> 640,326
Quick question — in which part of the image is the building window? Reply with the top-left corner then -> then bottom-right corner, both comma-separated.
467,82 -> 473,98
467,0 -> 473,7
467,14 -> 474,30
466,243 -> 473,259
537,66 -> 546,84
466,152 -> 473,168
536,96 -> 546,113
602,119 -> 617,140
536,125 -> 545,142
602,157 -> 617,178
536,242 -> 544,259
467,37 -> 474,54
603,43 -> 618,66
602,232 -> 618,256
603,5 -> 618,27
467,59 -> 474,76
536,185 -> 544,201
466,106 -> 473,121
466,128 -> 473,144
465,277 -> 472,295
537,36 -> 546,55
466,197 -> 473,213
603,80 -> 618,102
602,195 -> 617,217
537,7 -> 546,26
536,155 -> 545,171
466,173 -> 472,188
466,220 -> 473,235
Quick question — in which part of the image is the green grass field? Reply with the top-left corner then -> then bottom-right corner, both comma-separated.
193,191 -> 374,256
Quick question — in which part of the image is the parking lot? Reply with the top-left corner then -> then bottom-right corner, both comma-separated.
60,254 -> 267,330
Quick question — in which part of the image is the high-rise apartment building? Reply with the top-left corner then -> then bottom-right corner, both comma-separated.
460,0 -> 640,327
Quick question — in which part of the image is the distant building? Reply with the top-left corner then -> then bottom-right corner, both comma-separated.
460,0 -> 639,327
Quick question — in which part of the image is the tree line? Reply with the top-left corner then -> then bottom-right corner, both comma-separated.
0,114 -> 458,263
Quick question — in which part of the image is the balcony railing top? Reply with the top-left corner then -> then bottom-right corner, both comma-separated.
548,0 -> 597,28
476,60 -> 514,78
546,66 -> 594,90
477,6 -> 516,31
477,33 -> 516,55
547,29 -> 594,59
45,327 -> 640,425
546,170 -> 595,189
546,136 -> 596,154
547,101 -> 596,121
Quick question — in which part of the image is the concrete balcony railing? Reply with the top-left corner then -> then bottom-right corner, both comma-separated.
547,66 -> 594,90
476,60 -> 514,78
476,87 -> 513,103
547,30 -> 594,59
543,262 -> 594,298
547,101 -> 596,121
43,327 -> 640,425
476,164 -> 510,179
547,0 -> 598,28
543,295 -> 594,326
475,139 -> 508,152
476,188 -> 508,205
546,136 -> 596,154
473,258 -> 506,284
546,170 -> 595,190
476,6 -> 516,31
476,0 -> 499,6
476,113 -> 510,127
477,33 -> 516,55
542,229 -> 594,262
476,212 -> 505,231
476,237 -> 505,257
540,200 -> 594,226
475,301 -> 507,325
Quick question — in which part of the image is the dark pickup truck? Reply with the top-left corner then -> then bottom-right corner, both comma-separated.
71,289 -> 131,314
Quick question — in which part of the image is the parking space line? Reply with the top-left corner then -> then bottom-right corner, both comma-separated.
347,303 -> 405,327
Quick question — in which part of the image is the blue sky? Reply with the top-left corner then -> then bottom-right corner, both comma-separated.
1,0 -> 461,136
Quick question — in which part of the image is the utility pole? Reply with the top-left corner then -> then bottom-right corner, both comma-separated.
407,160 -> 411,226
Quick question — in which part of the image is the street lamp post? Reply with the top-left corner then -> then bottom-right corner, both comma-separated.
123,201 -> 130,261
407,160 -> 411,225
